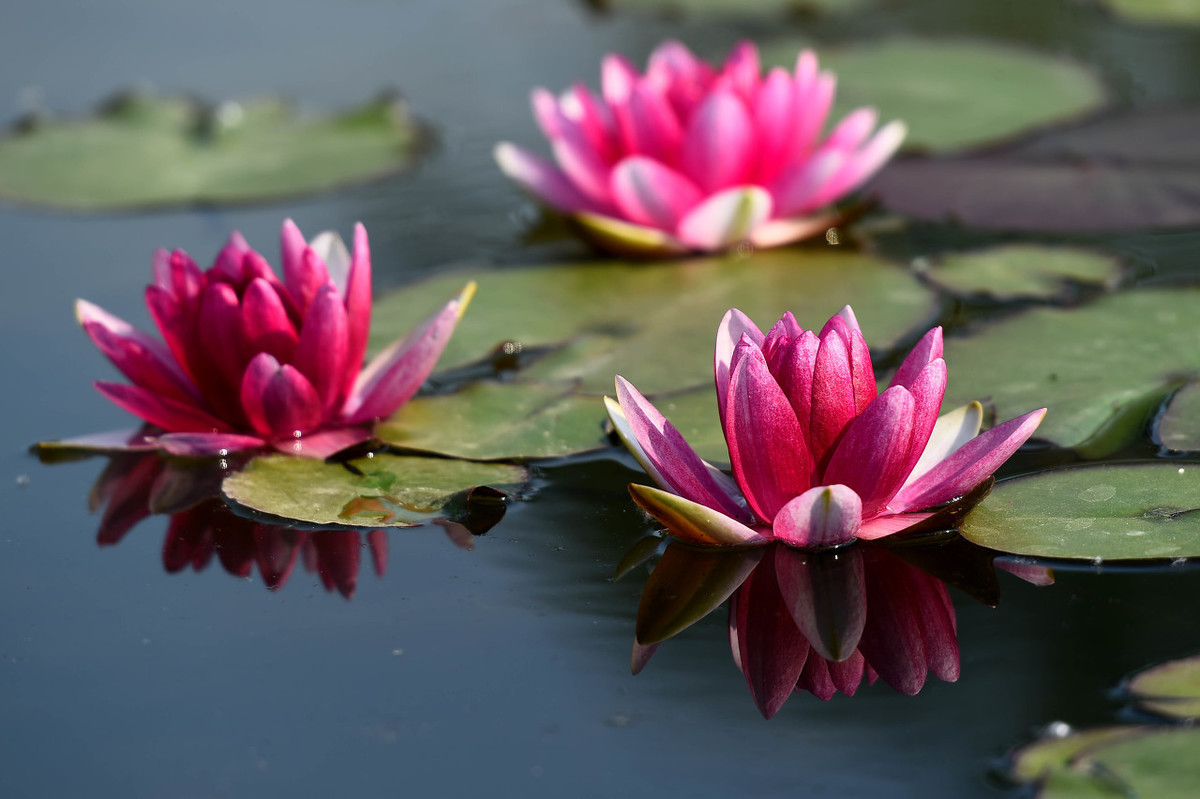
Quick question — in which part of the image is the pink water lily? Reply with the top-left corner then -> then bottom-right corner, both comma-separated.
606,307 -> 1046,548
495,40 -> 906,257
77,220 -> 475,458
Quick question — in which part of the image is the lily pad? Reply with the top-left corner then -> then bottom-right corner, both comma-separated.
222,454 -> 526,528
377,382 -> 609,461
943,288 -> 1200,448
760,38 -> 1106,152
1157,381 -> 1200,452
921,245 -> 1124,301
1011,727 -> 1142,784
1127,655 -> 1200,720
875,107 -> 1200,232
584,0 -> 865,17
0,90 -> 426,211
961,463 -> 1200,561
1101,0 -> 1200,25
375,249 -> 937,396
1012,727 -> 1200,799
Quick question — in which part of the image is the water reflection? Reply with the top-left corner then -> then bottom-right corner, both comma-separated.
84,453 -> 476,598
630,536 -> 1052,718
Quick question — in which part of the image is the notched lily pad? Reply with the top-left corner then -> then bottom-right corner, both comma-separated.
0,89 -> 427,211
961,463 -> 1200,560
1127,654 -> 1200,720
876,107 -> 1200,232
761,37 -> 1106,152
920,245 -> 1124,301
376,249 -> 937,396
1156,381 -> 1200,452
943,288 -> 1200,448
222,454 -> 526,529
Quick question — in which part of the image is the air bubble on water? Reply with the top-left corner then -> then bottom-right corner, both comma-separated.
825,227 -> 840,245
1172,557 -> 1188,567
1179,468 -> 1186,475
218,459 -> 228,470
366,452 -> 375,459
293,430 -> 303,439
1046,721 -> 1072,739
218,448 -> 229,457
1092,556 -> 1103,569
15,475 -> 30,488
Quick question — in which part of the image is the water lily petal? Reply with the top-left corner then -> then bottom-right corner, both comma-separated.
308,230 -> 351,295
888,326 -> 944,391
614,377 -> 748,520
776,544 -> 867,662
239,352 -> 279,437
344,223 -> 373,399
280,218 -> 308,292
531,87 -> 561,140
823,107 -> 879,153
157,432 -> 267,457
901,401 -> 983,491
93,381 -> 230,434
714,308 -> 765,428
772,485 -> 863,549
681,90 -> 755,193
793,71 -> 836,159
294,282 -> 349,414
748,213 -> 838,249
631,640 -> 660,676
808,323 -> 858,468
720,41 -> 760,106
494,142 -> 596,214
573,212 -> 689,258
823,385 -> 916,518
345,282 -> 476,423
890,408 -> 1046,512
610,156 -> 702,231
725,338 -> 811,522
676,186 -> 772,252
769,150 -> 845,221
628,483 -> 768,547
261,364 -> 323,440
76,299 -> 198,404
752,68 -> 797,183
241,278 -> 298,365
896,358 -> 948,499
273,425 -> 373,459
553,111 -> 618,207
815,120 -> 908,205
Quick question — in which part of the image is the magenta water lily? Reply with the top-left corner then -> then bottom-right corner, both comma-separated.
606,307 -> 1046,548
495,40 -> 906,257
77,220 -> 475,458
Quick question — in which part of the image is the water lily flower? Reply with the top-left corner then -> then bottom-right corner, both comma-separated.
76,220 -> 475,458
606,306 -> 1046,548
495,40 -> 906,257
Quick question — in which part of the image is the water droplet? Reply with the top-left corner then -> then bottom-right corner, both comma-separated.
218,459 -> 228,470
391,648 -> 404,657
14,474 -> 30,488
218,448 -> 229,457
1092,556 -> 1103,569
825,227 -> 840,245
1179,468 -> 1187,475
292,430 -> 303,439
732,240 -> 754,258
1172,557 -> 1188,567
1046,721 -> 1072,738
366,452 -> 375,459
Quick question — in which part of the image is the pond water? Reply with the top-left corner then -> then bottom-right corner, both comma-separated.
4,0 -> 1200,796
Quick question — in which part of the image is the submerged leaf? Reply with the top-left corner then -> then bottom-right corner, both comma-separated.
1127,655 -> 1200,720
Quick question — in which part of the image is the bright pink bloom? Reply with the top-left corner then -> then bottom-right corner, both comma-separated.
78,220 -> 475,458
607,306 -> 1046,548
495,40 -> 906,256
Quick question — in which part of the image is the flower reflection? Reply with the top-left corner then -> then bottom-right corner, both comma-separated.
630,536 -> 1052,718
87,452 -> 478,598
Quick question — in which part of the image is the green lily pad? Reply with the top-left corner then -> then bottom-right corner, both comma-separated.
1011,727 -> 1142,784
760,37 -> 1106,152
961,464 -> 1200,561
1013,727 -> 1200,799
1157,381 -> 1200,452
0,90 -> 426,211
922,245 -> 1124,301
1128,655 -> 1200,720
376,249 -> 937,396
1101,0 -> 1200,25
222,454 -> 526,528
377,382 -> 609,461
943,288 -> 1200,448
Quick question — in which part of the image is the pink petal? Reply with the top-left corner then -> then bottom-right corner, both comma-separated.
212,231 -> 251,283
890,408 -> 1046,512
288,246 -> 331,319
769,150 -> 845,218
279,219 -> 308,294
793,72 -> 836,158
272,425 -> 373,459
771,485 -> 863,549
241,278 -> 298,364
714,308 -> 765,429
676,186 -> 772,252
610,156 -> 703,230
344,223 -> 373,398
308,231 -> 351,295
156,432 -> 267,457
890,359 -> 948,501
255,527 -> 303,590
772,330 -> 820,439
902,401 -> 983,490
820,313 -> 876,415
823,108 -> 879,153
560,84 -> 618,162
293,282 -> 350,414
345,283 -> 475,424
93,381 -> 230,433
776,544 -> 867,662
720,41 -> 761,106
822,385 -> 916,518
494,142 -> 596,214
260,364 -> 323,440
626,82 -> 683,162
812,120 -> 907,206
856,550 -> 946,695
239,352 -> 279,437
725,339 -> 811,523
752,68 -> 797,183
530,87 -> 561,139
552,111 -> 618,207
856,511 -> 937,540
627,484 -> 767,547
808,324 -> 858,468
601,53 -> 639,106
615,376 -> 749,521
889,327 -> 944,391
368,529 -> 388,577
646,40 -> 713,116
995,558 -> 1056,587
196,280 -> 248,400
77,300 -> 197,404
144,285 -> 194,383
681,91 -> 755,193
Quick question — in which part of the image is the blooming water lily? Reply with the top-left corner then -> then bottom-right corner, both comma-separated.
607,307 -> 1046,548
495,40 -> 906,256
77,220 -> 475,458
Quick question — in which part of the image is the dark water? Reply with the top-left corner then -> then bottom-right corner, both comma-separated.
4,1 -> 1200,796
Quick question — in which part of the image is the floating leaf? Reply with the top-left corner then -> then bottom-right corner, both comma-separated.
876,107 -> 1200,232
1100,0 -> 1200,25
961,464 -> 1200,561
1012,727 -> 1200,799
759,37 -> 1106,152
222,454 -> 526,529
1011,727 -> 1141,784
943,288 -> 1200,448
0,90 -> 426,211
921,245 -> 1124,301
1128,655 -> 1200,720
1157,381 -> 1200,452
377,382 -> 608,461
376,249 -> 937,396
